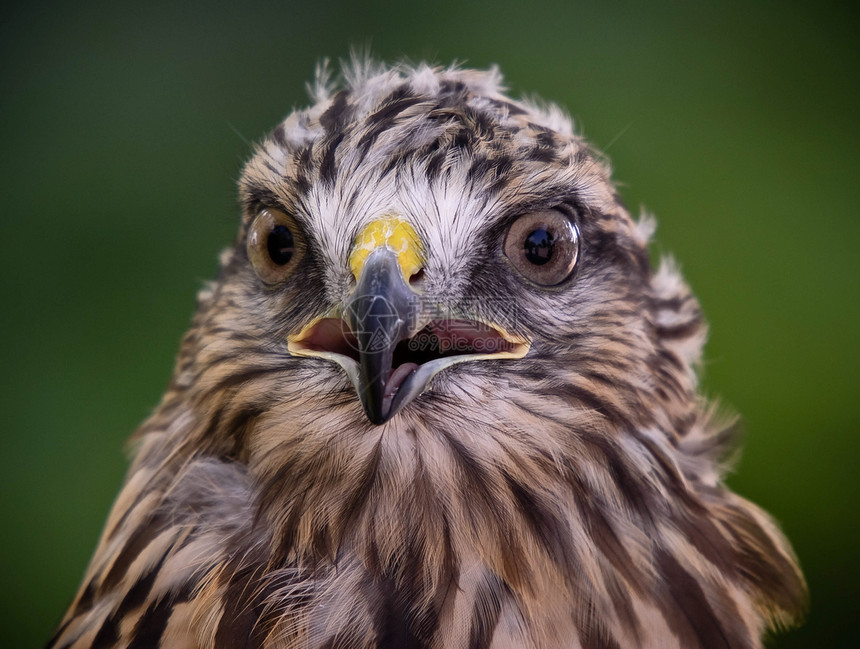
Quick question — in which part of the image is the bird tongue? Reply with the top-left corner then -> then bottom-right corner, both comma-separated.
383,362 -> 419,414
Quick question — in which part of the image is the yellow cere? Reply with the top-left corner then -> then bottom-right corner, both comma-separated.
349,217 -> 424,282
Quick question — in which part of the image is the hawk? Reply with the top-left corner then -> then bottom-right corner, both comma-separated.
48,60 -> 806,649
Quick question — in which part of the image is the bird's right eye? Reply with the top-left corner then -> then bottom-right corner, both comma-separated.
247,208 -> 303,283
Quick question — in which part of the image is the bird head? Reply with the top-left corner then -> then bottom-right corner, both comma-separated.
186,63 -> 677,449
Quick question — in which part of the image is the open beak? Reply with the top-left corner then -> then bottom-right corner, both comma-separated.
287,218 -> 529,424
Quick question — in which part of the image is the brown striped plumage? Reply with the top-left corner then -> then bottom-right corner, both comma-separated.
48,60 -> 806,649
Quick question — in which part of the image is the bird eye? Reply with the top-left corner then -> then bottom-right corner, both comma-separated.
504,209 -> 579,286
247,208 -> 303,283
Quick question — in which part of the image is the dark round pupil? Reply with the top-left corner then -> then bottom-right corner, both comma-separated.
267,225 -> 295,265
523,228 -> 554,265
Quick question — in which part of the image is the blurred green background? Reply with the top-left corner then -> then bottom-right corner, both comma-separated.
1,0 -> 857,646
